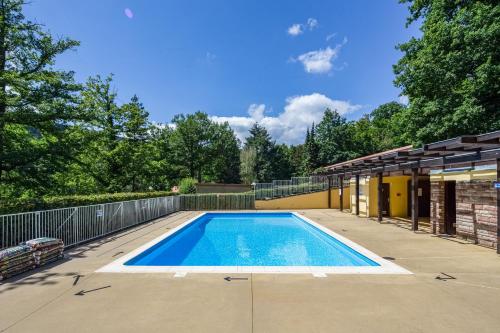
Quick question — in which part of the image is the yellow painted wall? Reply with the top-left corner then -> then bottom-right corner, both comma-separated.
255,188 -> 351,210
331,188 -> 340,208
343,187 -> 351,210
368,177 -> 378,217
255,190 -> 329,209
367,176 -> 410,217
330,186 -> 350,210
430,168 -> 496,182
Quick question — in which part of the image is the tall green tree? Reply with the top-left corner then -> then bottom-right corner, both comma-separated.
271,144 -> 293,180
240,146 -> 257,184
171,112 -> 213,182
316,109 -> 356,165
302,124 -> 320,174
117,95 -> 152,191
394,0 -> 500,144
204,122 -> 241,183
244,123 -> 275,182
170,112 -> 240,183
289,144 -> 306,176
77,74 -> 122,190
0,0 -> 81,198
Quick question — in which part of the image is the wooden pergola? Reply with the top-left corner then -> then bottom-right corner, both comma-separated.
323,131 -> 500,251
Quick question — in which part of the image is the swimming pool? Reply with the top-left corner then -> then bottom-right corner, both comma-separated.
98,212 -> 410,274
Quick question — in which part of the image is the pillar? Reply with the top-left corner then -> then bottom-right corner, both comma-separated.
411,168 -> 419,231
355,174 -> 360,216
339,174 -> 344,212
377,172 -> 383,222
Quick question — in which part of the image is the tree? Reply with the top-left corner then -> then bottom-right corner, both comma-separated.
204,122 -> 241,183
244,123 -> 275,182
77,74 -> 122,190
271,144 -> 293,180
302,124 -> 320,174
394,0 -> 500,144
315,109 -> 356,165
117,95 -> 152,191
370,101 -> 407,149
352,114 -> 378,157
171,112 -> 213,182
240,146 -> 257,184
170,112 -> 241,184
289,144 -> 306,176
148,124 -> 179,191
0,0 -> 81,198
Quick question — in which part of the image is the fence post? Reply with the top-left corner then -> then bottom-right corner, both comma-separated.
73,208 -> 78,245
35,212 -> 41,238
120,202 -> 124,229
101,204 -> 105,235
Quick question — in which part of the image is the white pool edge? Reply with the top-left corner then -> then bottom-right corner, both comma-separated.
96,212 -> 412,275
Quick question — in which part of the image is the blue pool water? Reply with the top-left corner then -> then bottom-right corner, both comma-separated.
125,213 -> 379,267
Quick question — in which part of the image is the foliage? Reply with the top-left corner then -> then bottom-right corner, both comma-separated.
243,123 -> 276,182
203,122 -> 241,184
316,109 -> 357,165
171,112 -> 241,183
240,146 -> 257,184
0,191 -> 177,214
178,178 -> 197,194
1,0 -> 497,205
302,124 -> 320,174
0,0 -> 81,198
394,0 -> 500,144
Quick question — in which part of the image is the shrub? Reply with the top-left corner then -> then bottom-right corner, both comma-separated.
0,191 -> 177,214
178,178 -> 197,194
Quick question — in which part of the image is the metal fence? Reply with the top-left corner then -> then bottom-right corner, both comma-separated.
0,196 -> 180,250
0,193 -> 260,250
255,176 -> 329,200
180,193 -> 255,210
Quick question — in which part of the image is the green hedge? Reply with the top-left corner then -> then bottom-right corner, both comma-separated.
0,191 -> 178,214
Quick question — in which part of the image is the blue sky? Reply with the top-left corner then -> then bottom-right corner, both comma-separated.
25,0 -> 420,144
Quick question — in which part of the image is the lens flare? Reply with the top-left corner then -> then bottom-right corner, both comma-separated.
124,8 -> 133,19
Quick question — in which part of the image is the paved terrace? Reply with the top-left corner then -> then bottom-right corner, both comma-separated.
1,210 -> 500,333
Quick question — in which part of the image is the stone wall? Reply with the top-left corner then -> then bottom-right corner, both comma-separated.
456,181 -> 497,249
430,181 -> 445,234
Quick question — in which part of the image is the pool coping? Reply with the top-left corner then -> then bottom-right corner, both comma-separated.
96,212 -> 412,275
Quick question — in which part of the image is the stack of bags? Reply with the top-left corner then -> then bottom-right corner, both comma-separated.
25,237 -> 64,266
0,237 -> 64,281
0,245 -> 35,281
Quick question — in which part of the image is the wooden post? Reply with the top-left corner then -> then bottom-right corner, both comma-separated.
328,175 -> 332,209
355,175 -> 360,215
339,174 -> 344,212
411,168 -> 419,231
377,172 -> 383,222
497,159 -> 500,254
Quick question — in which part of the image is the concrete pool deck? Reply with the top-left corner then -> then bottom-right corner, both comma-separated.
1,209 -> 500,332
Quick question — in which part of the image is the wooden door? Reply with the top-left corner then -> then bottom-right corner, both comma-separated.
444,181 -> 456,235
381,183 -> 390,217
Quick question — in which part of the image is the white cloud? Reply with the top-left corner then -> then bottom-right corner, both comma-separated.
287,24 -> 303,36
326,33 -> 336,41
295,46 -> 339,74
293,37 -> 347,74
287,18 -> 317,36
247,104 -> 266,121
210,93 -> 361,145
307,18 -> 318,30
